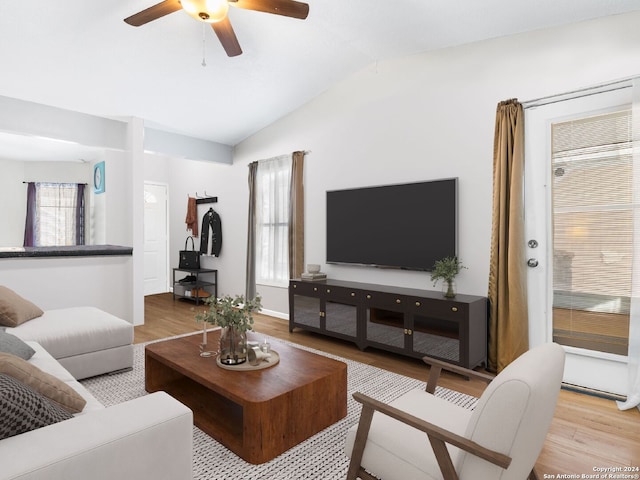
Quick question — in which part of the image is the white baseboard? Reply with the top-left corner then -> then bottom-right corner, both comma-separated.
260,308 -> 289,321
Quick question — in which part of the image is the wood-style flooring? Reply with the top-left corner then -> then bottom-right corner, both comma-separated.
139,293 -> 640,476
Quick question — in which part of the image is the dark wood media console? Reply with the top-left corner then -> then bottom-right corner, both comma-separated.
289,279 -> 487,369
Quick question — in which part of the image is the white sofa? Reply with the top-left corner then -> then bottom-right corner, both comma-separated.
6,307 -> 134,380
0,340 -> 194,480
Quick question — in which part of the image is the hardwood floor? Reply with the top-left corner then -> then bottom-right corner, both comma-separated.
139,293 -> 640,476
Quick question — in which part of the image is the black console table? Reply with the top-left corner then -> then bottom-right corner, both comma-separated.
289,279 -> 487,369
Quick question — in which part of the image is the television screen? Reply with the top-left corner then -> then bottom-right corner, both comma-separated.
326,178 -> 457,271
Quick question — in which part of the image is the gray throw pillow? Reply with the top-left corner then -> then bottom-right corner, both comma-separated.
0,373 -> 73,440
0,330 -> 35,360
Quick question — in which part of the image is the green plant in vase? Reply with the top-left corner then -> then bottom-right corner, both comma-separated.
430,256 -> 466,298
195,294 -> 262,365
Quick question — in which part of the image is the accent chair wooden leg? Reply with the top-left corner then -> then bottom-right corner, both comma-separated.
346,405 -> 375,480
428,435 -> 459,480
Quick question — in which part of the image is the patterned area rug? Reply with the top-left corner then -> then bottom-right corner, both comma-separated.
81,335 -> 477,480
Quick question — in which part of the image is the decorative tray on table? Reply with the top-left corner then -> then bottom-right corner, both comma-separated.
216,350 -> 280,371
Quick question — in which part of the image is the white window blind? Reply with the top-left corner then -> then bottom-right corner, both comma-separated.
553,110 -> 633,303
36,183 -> 84,246
551,110 -> 634,354
255,155 -> 292,287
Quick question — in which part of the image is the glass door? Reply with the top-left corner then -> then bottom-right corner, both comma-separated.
525,86 -> 634,395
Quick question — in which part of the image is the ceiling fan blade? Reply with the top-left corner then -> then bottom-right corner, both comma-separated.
231,0 -> 309,20
211,18 -> 243,57
124,0 -> 183,27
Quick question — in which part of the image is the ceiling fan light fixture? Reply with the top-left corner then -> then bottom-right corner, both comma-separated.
181,0 -> 228,23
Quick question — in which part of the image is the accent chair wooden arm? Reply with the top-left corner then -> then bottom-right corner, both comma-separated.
421,355 -> 495,394
349,392 -> 512,480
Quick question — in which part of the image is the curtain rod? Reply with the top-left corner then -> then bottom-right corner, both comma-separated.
249,150 -> 311,167
23,181 -> 88,185
522,75 -> 637,109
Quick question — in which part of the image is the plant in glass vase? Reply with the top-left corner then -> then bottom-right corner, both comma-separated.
430,256 -> 466,298
195,294 -> 262,365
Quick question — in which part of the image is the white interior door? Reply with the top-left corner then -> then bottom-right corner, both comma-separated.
144,183 -> 169,296
525,86 -> 633,395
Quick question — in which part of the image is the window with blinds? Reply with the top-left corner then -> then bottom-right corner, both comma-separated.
551,109 -> 633,355
36,183 -> 85,246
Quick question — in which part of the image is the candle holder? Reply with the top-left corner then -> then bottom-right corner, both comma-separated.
200,342 -> 212,357
200,323 -> 213,357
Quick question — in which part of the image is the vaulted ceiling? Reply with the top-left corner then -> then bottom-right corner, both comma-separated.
1,0 -> 639,148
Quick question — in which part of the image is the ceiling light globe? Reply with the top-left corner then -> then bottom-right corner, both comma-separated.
181,0 -> 228,23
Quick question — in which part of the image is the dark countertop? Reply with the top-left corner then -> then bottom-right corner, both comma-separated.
0,245 -> 133,259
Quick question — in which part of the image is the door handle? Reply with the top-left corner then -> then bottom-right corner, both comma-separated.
527,258 -> 539,268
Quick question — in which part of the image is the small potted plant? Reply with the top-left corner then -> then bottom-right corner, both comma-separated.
195,294 -> 262,365
430,256 -> 466,298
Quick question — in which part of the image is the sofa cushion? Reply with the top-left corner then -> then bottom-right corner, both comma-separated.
0,373 -> 73,440
7,307 -> 133,359
0,352 -> 87,414
0,330 -> 35,359
0,286 -> 44,327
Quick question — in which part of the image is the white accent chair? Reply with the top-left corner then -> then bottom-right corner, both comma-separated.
344,342 -> 565,480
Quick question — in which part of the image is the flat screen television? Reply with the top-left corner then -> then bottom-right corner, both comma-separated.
326,178 -> 457,271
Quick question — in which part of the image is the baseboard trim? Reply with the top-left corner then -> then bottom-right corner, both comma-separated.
260,308 -> 288,321
561,382 -> 626,402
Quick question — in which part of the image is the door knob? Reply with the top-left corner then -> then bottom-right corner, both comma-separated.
527,258 -> 539,268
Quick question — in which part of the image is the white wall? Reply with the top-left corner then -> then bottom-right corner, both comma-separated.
0,160 -> 28,246
228,11 -> 640,316
0,256 -> 133,321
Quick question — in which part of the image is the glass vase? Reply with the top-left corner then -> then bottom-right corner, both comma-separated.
442,280 -> 456,298
218,326 -> 247,365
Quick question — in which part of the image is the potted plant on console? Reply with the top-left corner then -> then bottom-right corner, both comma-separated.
195,294 -> 262,365
431,256 -> 466,298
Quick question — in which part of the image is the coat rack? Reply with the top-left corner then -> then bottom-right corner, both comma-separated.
194,191 -> 218,205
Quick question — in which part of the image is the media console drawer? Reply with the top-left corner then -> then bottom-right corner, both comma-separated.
289,279 -> 487,369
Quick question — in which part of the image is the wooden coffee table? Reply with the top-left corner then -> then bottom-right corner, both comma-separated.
145,331 -> 347,464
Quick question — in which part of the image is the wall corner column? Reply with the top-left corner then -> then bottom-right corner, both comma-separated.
128,117 -> 146,326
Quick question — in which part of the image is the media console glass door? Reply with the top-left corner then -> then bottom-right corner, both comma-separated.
410,313 -> 461,363
290,283 -> 359,342
292,294 -> 321,329
364,303 -> 407,352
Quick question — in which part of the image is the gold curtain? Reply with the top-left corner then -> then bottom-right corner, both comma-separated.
288,151 -> 305,279
488,99 -> 529,373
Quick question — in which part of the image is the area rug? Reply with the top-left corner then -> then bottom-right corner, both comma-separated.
81,335 -> 477,480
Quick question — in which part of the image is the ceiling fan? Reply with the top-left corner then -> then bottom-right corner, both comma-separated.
124,0 -> 309,57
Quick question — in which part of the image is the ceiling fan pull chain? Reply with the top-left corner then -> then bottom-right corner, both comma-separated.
201,23 -> 207,67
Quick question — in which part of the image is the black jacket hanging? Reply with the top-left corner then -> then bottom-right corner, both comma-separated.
199,208 -> 222,257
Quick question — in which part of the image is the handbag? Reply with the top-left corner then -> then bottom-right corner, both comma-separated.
179,236 -> 200,269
